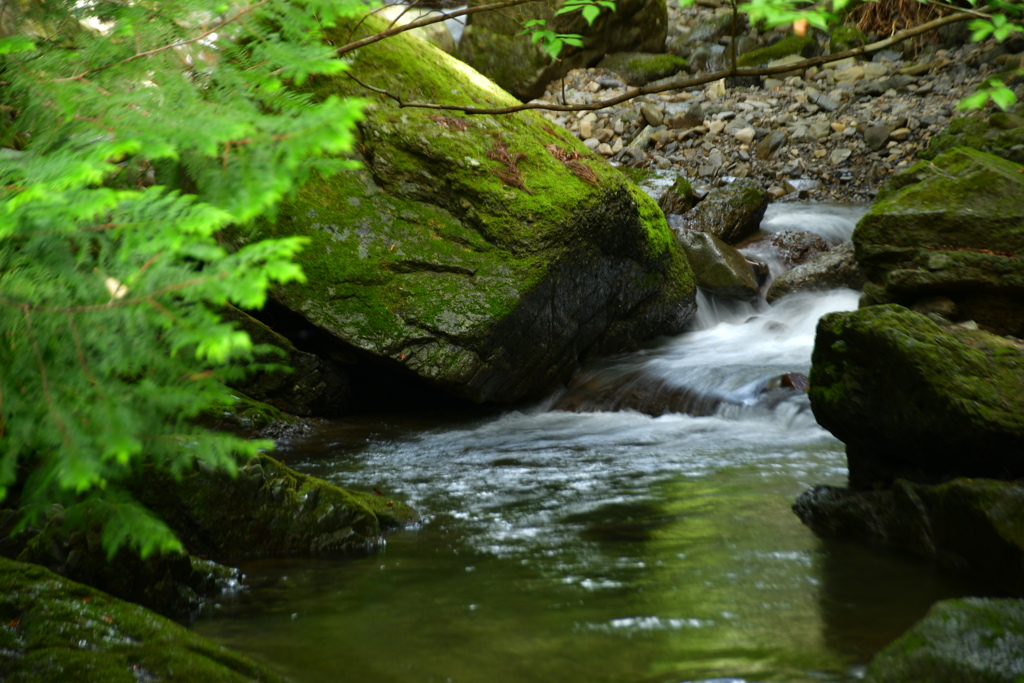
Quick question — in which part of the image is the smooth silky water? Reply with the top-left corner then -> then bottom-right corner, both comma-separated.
192,204 -> 985,682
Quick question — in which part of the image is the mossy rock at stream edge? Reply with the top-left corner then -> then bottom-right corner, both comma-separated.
795,477 -> 1024,596
0,556 -> 285,683
131,452 -> 416,560
865,597 -> 1024,682
237,15 -> 696,405
809,305 -> 1024,489
854,147 -> 1024,336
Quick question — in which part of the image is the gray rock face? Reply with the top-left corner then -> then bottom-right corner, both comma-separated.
766,242 -> 866,302
682,178 -> 768,245
866,597 -> 1024,682
456,0 -> 668,101
676,229 -> 759,301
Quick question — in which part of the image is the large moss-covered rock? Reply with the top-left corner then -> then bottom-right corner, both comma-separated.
809,305 -> 1024,489
854,148 -> 1024,336
133,453 -> 416,559
0,557 -> 284,682
795,478 -> 1024,595
865,597 -> 1024,682
456,0 -> 668,101
247,18 -> 696,405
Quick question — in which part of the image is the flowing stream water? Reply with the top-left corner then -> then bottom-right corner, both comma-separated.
192,204 -> 984,683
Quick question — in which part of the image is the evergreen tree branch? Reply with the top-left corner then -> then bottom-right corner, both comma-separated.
0,273 -> 227,314
21,306 -> 72,449
345,10 -> 976,115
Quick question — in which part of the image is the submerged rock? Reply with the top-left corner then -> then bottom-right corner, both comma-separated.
244,17 -> 696,405
794,478 -> 1024,596
0,556 -> 285,683
855,148 -> 1024,336
866,597 -> 1024,682
809,305 -> 1024,489
552,367 -> 723,417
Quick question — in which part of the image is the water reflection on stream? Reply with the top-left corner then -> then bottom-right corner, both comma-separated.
192,204 -> 983,682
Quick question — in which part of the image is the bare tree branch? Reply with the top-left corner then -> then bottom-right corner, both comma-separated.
346,10 -> 977,115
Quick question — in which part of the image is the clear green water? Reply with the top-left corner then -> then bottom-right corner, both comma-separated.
191,287 -> 983,683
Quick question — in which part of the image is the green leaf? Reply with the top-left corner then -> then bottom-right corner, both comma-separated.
992,85 -> 1018,111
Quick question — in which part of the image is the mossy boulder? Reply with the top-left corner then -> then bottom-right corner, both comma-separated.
132,453 -> 416,560
681,178 -> 768,245
922,115 -> 1024,164
597,51 -> 689,86
865,597 -> 1024,682
809,305 -> 1024,489
736,35 -> 818,68
6,508 -> 238,619
249,17 -> 696,405
456,0 -> 668,101
0,556 -> 284,682
854,148 -> 1024,336
829,26 -> 865,53
676,229 -> 759,301
795,478 -> 1024,596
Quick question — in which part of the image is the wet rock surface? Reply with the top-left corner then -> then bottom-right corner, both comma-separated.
865,597 -> 1024,682
0,556 -> 285,683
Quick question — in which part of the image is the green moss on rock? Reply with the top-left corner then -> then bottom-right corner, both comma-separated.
922,115 -> 1024,164
866,597 -> 1024,682
132,453 -> 416,559
829,26 -> 865,53
809,305 -> 1024,489
736,35 -> 817,68
241,15 -> 697,404
0,557 -> 284,683
597,52 -> 689,85
855,147 -> 1024,336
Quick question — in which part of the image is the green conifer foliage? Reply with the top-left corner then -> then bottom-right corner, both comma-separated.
0,0 -> 366,557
